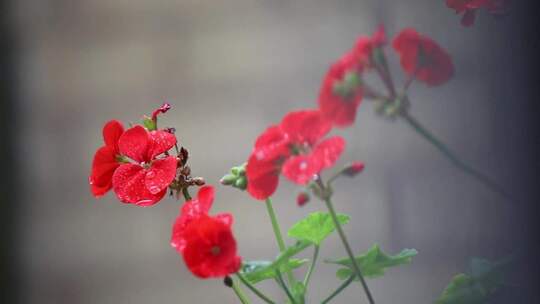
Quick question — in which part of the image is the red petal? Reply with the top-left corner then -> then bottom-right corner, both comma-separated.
254,125 -> 288,149
102,120 -> 124,150
311,136 -> 346,170
246,150 -> 282,200
197,186 -> 215,210
112,163 -> 165,206
118,126 -> 150,162
282,155 -> 320,185
89,146 -> 119,197
281,110 -> 331,146
145,156 -> 177,194
147,130 -> 177,159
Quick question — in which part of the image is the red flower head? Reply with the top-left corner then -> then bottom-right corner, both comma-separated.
246,110 -> 346,200
318,26 -> 386,128
171,186 -> 241,279
89,120 -> 125,197
446,0 -> 508,27
392,28 -> 454,87
111,125 -> 178,206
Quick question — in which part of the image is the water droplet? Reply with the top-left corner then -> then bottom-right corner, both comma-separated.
146,171 -> 156,178
299,161 -> 308,171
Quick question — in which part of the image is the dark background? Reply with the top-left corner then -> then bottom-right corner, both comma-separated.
1,0 -> 539,303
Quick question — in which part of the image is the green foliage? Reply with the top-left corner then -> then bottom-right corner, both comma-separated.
435,258 -> 507,304
240,259 -> 308,284
326,244 -> 418,280
288,212 -> 350,246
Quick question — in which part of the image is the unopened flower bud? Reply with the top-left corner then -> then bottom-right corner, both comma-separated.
151,103 -> 172,121
220,174 -> 236,186
296,192 -> 310,207
234,176 -> 247,190
192,177 -> 206,186
223,276 -> 233,288
343,161 -> 365,177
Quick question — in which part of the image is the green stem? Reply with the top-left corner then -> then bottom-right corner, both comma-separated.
321,275 -> 355,304
232,278 -> 251,304
182,187 -> 192,201
316,177 -> 375,304
275,270 -> 296,304
302,245 -> 319,288
400,111 -> 512,201
265,198 -> 296,285
236,273 -> 276,304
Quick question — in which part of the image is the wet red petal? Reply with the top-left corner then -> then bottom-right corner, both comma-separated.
144,156 -> 177,194
311,136 -> 346,170
89,146 -> 119,197
118,126 -> 150,162
246,150 -> 281,200
196,186 -> 215,210
112,163 -> 165,206
281,110 -> 331,145
102,120 -> 124,150
282,155 -> 320,185
147,130 -> 177,159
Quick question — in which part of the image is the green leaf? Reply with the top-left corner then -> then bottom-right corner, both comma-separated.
288,212 -> 350,246
326,244 -> 418,280
436,257 -> 507,304
240,259 -> 308,284
435,273 -> 486,304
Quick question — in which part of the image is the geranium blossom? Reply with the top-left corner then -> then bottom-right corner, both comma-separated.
111,125 -> 178,206
446,0 -> 508,27
392,28 -> 454,87
318,26 -> 386,127
171,186 -> 241,278
89,120 -> 125,197
246,110 -> 345,200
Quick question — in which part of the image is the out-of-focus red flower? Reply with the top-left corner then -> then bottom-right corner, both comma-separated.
171,186 -> 241,279
392,28 -> 454,87
246,110 -> 345,200
111,125 -> 177,206
446,0 -> 508,27
318,26 -> 386,128
343,161 -> 365,177
89,120 -> 125,197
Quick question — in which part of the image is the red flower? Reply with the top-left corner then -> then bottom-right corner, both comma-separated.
392,28 -> 454,87
246,110 -> 346,200
89,120 -> 125,197
318,27 -> 386,128
171,186 -> 241,279
446,0 -> 508,27
111,125 -> 177,206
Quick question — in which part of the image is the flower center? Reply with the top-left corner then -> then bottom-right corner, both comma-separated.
210,246 -> 221,256
332,70 -> 362,100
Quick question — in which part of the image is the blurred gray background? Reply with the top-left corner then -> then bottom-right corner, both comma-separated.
3,0 -> 534,303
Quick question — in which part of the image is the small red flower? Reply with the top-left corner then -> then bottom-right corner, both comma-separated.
392,28 -> 454,87
171,186 -> 241,279
343,161 -> 365,177
111,125 -> 177,206
446,0 -> 508,27
246,110 -> 346,200
89,120 -> 125,197
318,27 -> 386,128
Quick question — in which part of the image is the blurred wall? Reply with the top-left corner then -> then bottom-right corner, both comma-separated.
8,0 -> 535,303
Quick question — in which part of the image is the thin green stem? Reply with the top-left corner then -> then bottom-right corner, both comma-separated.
315,176 -> 375,304
275,270 -> 296,304
181,187 -> 192,201
321,275 -> 355,304
302,245 -> 319,288
265,198 -> 296,285
232,278 -> 251,304
236,273 -> 276,304
400,111 -> 513,201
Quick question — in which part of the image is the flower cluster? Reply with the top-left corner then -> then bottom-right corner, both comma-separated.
246,109 -> 345,200
171,186 -> 242,278
446,0 -> 509,27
